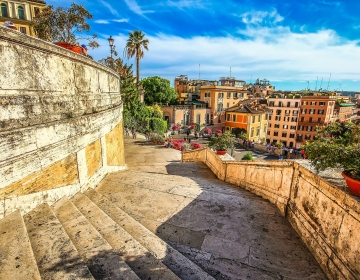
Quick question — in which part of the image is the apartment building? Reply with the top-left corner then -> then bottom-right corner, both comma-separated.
198,78 -> 248,126
0,0 -> 46,36
267,96 -> 300,148
296,95 -> 336,146
225,99 -> 270,142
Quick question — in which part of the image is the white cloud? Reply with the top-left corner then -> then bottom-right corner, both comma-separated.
124,0 -> 154,16
94,20 -> 110,24
241,9 -> 284,26
113,18 -> 129,23
89,24 -> 360,90
165,0 -> 209,9
98,0 -> 119,16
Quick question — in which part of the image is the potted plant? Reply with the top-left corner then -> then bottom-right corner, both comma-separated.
303,121 -> 360,196
32,3 -> 99,54
208,131 -> 235,155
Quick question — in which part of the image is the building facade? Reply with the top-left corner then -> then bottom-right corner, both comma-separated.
267,96 -> 300,148
296,95 -> 336,146
0,0 -> 46,36
225,99 -> 270,143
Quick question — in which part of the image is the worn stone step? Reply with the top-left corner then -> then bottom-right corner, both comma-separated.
0,210 -> 41,280
86,188 -> 215,280
24,203 -> 93,280
71,192 -> 180,280
52,197 -> 139,280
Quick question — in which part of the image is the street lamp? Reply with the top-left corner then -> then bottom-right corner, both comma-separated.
108,36 -> 115,58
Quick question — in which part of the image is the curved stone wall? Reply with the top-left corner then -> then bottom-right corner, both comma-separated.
0,26 -> 125,218
182,148 -> 360,280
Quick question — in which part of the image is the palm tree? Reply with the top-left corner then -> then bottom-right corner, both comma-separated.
124,30 -> 149,83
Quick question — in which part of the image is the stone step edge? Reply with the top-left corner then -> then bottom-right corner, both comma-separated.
71,192 -> 179,280
51,197 -> 139,280
86,188 -> 215,280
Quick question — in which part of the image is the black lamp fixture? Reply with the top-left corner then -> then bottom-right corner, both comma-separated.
108,36 -> 115,58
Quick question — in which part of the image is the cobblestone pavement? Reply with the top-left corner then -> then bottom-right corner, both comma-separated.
120,136 -> 327,279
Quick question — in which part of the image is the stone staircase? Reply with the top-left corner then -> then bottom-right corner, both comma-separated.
0,187 -> 214,280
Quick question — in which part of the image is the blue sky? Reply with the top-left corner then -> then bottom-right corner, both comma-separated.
46,0 -> 360,91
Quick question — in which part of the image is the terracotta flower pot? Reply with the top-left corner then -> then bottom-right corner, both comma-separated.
54,42 -> 83,54
342,171 -> 360,197
216,150 -> 227,155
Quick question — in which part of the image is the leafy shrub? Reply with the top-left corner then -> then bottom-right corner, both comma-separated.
242,152 -> 254,160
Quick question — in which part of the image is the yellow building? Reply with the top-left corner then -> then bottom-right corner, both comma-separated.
225,99 -> 270,143
0,0 -> 46,36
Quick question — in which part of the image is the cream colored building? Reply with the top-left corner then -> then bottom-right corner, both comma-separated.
0,0 -> 46,36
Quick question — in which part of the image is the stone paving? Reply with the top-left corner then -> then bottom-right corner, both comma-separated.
107,135 -> 327,279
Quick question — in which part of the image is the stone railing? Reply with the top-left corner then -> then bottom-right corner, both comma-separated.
0,26 -> 125,218
182,148 -> 360,280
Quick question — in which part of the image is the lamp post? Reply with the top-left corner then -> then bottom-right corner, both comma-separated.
108,36 -> 115,59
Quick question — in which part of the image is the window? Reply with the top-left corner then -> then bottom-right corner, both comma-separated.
275,116 -> 281,121
282,132 -> 287,137
251,127 -> 254,137
307,126 -> 312,131
311,102 -> 316,105
252,116 -> 255,123
196,114 -> 200,124
305,135 -> 311,140
289,133 -> 295,138
19,27 -> 27,34
205,92 -> 210,97
274,124 -> 280,128
233,92 -> 238,98
217,103 -> 223,112
293,110 -> 298,116
258,115 -> 261,122
269,101 -> 275,107
318,109 -> 324,115
232,115 -> 236,122
268,123 -> 272,128
276,110 -> 281,115
291,117 -> 297,122
309,109 -> 315,114
205,113 -> 209,124
218,92 -> 224,98
34,7 -> 40,16
18,5 -> 25,20
284,117 -> 290,122
226,114 -> 230,121
301,109 -> 307,114
274,131 -> 279,136
268,115 -> 272,121
319,102 -> 325,106
295,102 -> 299,107
318,118 -> 322,122
239,93 -> 244,98
278,102 -> 283,107
285,110 -> 290,115
227,102 -> 230,108
309,117 -> 312,122
300,117 -> 304,122
302,101 -> 308,105
263,124 -> 267,133
290,125 -> 296,130
283,125 -> 288,129
287,102 -> 291,107
1,3 -> 8,17
227,92 -> 231,98
218,115 -> 222,123
298,125 -> 304,131
267,131 -> 270,135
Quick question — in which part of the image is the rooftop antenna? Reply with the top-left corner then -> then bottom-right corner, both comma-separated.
327,73 -> 331,90
315,76 -> 318,91
319,77 -> 323,90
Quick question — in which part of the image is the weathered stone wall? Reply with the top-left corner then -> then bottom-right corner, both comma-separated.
182,148 -> 360,280
0,26 -> 126,218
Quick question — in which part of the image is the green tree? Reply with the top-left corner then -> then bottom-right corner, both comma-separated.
141,76 -> 178,105
124,30 -> 149,83
32,3 -> 99,48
